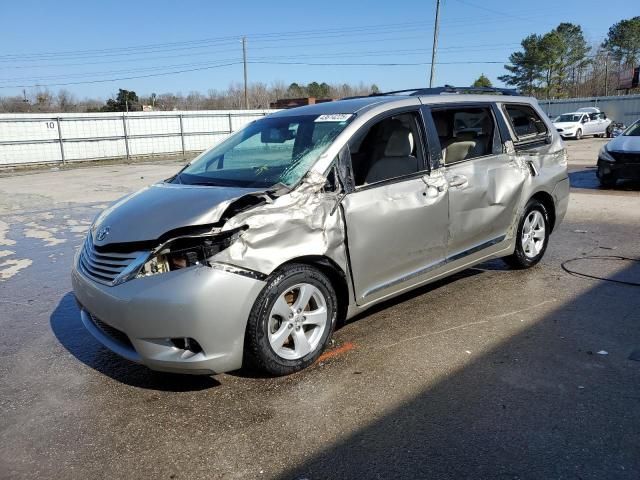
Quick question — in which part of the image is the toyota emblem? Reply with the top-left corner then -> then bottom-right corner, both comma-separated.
96,225 -> 111,241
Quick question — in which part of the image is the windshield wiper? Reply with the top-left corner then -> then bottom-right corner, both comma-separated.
168,163 -> 192,184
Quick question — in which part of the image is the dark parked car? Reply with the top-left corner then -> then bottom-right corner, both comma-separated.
598,119 -> 640,187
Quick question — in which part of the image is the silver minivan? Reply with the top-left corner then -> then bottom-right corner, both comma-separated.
72,87 -> 569,376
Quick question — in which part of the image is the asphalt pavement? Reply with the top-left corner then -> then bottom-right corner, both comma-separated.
1,138 -> 639,479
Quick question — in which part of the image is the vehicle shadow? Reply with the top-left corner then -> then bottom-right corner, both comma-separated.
569,168 -> 640,191
277,259 -> 640,479
344,258 -> 508,326
49,292 -> 220,391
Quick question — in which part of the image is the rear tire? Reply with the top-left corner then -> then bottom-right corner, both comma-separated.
505,199 -> 550,269
244,263 -> 337,376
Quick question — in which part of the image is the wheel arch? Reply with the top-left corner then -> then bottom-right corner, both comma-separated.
278,255 -> 351,324
530,190 -> 556,233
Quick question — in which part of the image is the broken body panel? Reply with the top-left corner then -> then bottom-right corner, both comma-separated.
72,93 -> 568,374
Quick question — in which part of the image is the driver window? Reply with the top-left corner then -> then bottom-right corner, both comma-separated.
349,112 -> 425,186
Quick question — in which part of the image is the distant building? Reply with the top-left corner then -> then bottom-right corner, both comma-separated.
269,97 -> 334,109
142,105 -> 154,112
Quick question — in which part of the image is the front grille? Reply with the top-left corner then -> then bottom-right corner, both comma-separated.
78,235 -> 146,286
88,312 -> 134,350
610,151 -> 640,164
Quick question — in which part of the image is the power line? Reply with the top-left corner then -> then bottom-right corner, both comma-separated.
0,58 -> 242,83
0,59 -> 509,89
0,14 -> 551,63
452,0 -> 530,21
0,46 -> 524,84
0,62 -> 243,89
242,37 -> 248,109
0,22 -> 432,61
8,38 -> 521,70
251,60 -> 506,66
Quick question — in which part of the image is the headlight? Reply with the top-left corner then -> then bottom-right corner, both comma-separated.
138,228 -> 244,278
598,145 -> 615,163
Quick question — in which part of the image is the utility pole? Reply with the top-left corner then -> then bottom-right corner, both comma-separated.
429,0 -> 441,88
604,53 -> 609,97
242,36 -> 249,110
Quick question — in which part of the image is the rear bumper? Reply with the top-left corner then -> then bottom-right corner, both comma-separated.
72,258 -> 266,375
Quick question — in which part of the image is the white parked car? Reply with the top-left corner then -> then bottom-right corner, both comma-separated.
553,107 -> 611,140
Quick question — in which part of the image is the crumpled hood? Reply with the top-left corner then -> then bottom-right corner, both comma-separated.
91,183 -> 262,247
607,135 -> 640,153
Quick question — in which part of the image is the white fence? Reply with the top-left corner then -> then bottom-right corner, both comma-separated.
0,109 -> 275,167
539,94 -> 640,125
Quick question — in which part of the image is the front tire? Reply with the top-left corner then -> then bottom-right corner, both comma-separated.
244,264 -> 337,376
598,170 -> 617,188
575,129 -> 583,140
505,200 -> 550,269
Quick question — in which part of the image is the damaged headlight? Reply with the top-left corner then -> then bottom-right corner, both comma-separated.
138,228 -> 243,277
598,145 -> 615,163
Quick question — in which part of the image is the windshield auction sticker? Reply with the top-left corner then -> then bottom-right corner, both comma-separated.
315,114 -> 353,122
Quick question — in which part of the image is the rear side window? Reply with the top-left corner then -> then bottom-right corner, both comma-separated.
503,104 -> 548,145
431,106 -> 499,165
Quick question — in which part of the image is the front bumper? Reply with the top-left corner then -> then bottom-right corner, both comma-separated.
559,132 -> 577,139
597,158 -> 640,180
72,259 -> 266,374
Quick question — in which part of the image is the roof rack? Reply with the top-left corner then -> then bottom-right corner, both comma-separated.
342,85 -> 520,100
406,85 -> 520,96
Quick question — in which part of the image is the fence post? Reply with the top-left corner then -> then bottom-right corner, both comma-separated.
56,117 -> 65,165
122,113 -> 130,161
228,113 -> 233,134
179,114 -> 186,158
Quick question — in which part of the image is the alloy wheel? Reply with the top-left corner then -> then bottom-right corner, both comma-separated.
521,210 -> 546,259
267,283 -> 328,360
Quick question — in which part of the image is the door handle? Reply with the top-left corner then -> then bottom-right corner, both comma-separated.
448,175 -> 468,188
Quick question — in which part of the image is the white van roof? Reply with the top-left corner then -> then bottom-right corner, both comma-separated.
577,107 -> 601,113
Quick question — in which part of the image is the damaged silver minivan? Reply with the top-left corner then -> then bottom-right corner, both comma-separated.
72,86 -> 569,376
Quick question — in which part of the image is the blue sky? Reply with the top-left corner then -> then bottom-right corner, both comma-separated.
0,0 -> 637,100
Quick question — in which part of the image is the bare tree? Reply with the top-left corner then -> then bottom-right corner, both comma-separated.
56,89 -> 76,112
32,88 -> 54,112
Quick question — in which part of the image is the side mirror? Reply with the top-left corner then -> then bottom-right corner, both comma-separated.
582,118 -> 588,124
